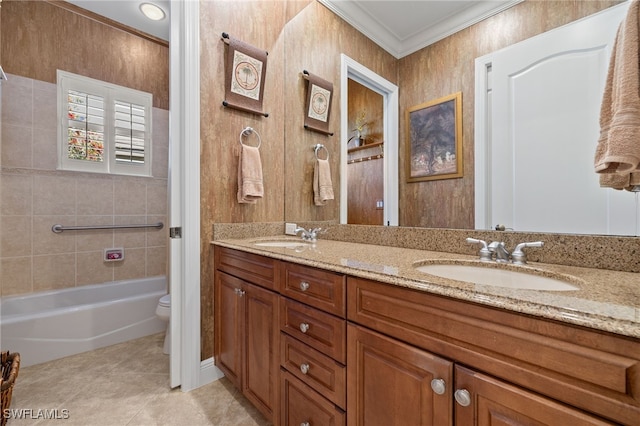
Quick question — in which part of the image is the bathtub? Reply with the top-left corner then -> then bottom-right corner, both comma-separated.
0,277 -> 168,367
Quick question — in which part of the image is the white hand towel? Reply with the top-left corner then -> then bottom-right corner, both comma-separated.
237,144 -> 263,204
313,158 -> 334,206
594,0 -> 640,190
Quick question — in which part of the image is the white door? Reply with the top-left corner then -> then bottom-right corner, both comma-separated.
475,2 -> 638,236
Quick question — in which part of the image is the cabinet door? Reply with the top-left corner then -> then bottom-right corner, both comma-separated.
243,282 -> 280,424
214,271 -> 243,389
347,324 -> 453,426
454,365 -> 615,425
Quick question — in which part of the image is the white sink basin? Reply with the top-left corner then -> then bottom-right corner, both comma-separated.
415,262 -> 579,291
253,240 -> 309,248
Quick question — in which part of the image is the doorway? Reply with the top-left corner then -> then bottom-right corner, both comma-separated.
346,79 -> 384,224
340,54 -> 399,226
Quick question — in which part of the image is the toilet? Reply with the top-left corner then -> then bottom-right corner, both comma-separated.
155,294 -> 171,354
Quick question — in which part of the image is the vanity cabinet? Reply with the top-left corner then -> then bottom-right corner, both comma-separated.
214,248 -> 280,424
279,261 -> 347,425
347,276 -> 639,425
214,246 -> 639,425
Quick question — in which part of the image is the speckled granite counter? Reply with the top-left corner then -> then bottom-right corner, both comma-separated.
213,236 -> 640,339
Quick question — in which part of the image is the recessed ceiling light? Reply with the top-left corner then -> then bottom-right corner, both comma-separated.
140,2 -> 166,21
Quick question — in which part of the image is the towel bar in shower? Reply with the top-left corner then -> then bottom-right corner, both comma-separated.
51,222 -> 164,233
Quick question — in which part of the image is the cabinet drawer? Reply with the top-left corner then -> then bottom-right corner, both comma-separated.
280,262 -> 346,317
348,276 -> 640,426
281,369 -> 345,426
281,298 -> 346,363
281,333 -> 346,409
214,246 -> 277,290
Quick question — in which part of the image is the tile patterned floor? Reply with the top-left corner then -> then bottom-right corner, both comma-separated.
7,333 -> 270,425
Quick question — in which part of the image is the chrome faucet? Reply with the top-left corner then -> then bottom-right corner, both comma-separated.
488,241 -> 510,263
295,227 -> 322,242
467,238 -> 544,264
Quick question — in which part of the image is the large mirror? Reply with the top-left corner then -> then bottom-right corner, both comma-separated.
474,2 -> 638,236
336,0 -> 638,236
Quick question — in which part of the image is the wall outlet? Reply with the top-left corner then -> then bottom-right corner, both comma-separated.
285,223 -> 297,235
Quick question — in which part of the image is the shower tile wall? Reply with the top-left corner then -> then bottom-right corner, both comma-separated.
0,74 -> 169,297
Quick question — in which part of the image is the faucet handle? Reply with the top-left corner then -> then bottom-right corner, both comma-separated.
466,238 -> 492,262
512,241 -> 544,265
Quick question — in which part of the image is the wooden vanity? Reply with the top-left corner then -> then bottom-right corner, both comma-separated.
213,240 -> 639,426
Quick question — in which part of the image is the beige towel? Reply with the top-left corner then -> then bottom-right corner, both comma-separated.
313,158 -> 334,206
237,145 -> 263,203
594,0 -> 640,190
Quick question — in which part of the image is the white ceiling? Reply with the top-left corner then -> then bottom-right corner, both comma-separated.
68,0 -> 522,58
320,0 -> 522,58
66,0 -> 171,41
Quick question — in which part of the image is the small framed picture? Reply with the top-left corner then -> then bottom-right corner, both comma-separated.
406,92 -> 462,182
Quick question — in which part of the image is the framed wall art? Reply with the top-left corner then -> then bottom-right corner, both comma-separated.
221,33 -> 269,117
406,92 -> 462,182
303,70 -> 334,136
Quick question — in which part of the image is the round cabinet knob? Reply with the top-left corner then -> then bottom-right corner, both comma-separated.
299,322 -> 310,333
300,422 -> 310,426
454,389 -> 472,407
299,281 -> 310,291
430,378 -> 446,395
300,363 -> 310,375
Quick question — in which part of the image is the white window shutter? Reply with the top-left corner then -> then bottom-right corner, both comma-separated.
57,70 -> 152,177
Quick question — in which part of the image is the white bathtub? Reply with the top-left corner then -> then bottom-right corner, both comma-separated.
0,277 -> 167,367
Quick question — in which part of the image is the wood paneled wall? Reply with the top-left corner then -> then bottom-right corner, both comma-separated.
397,0 -> 623,229
199,1 -> 398,359
1,0 -> 169,109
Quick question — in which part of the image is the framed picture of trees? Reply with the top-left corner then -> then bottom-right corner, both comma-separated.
406,92 -> 462,182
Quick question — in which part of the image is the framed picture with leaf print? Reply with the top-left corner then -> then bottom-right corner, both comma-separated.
406,92 -> 462,182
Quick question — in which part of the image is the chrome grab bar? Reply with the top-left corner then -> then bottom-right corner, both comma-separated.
52,222 -> 164,233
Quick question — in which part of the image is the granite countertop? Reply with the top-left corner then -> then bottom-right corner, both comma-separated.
213,236 -> 640,339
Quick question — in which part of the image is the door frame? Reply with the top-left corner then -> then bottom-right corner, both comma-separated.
340,54 -> 399,226
169,0 -> 210,391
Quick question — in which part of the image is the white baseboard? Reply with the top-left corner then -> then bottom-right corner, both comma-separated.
199,357 -> 224,386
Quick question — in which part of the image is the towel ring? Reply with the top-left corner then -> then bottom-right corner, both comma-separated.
314,144 -> 329,161
239,127 -> 261,148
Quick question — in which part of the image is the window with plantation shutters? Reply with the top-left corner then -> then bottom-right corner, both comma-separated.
114,100 -> 146,165
57,70 -> 153,176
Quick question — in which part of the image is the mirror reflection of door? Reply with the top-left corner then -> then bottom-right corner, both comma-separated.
347,79 -> 384,225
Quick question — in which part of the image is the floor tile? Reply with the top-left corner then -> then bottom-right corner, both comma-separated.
6,333 -> 270,426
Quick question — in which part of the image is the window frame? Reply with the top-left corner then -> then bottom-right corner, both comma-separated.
57,70 -> 153,177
